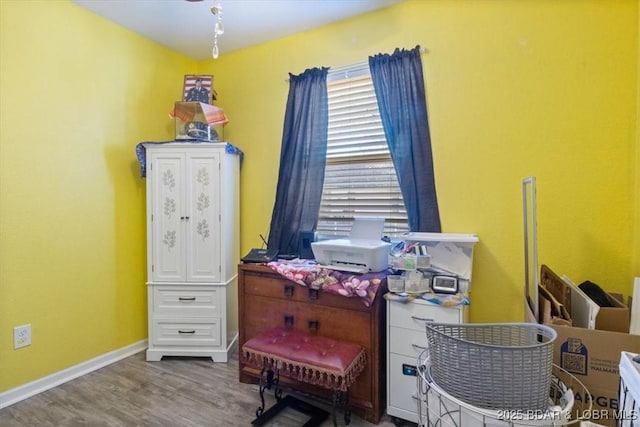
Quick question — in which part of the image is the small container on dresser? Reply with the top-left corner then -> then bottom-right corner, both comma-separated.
385,232 -> 479,424
143,142 -> 240,363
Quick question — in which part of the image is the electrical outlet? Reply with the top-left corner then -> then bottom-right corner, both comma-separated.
14,324 -> 31,349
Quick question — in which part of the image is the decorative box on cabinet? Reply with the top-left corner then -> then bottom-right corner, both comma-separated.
237,264 -> 386,424
386,232 -> 478,424
143,142 -> 240,362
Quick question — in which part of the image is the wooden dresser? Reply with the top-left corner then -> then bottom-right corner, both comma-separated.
237,263 -> 386,424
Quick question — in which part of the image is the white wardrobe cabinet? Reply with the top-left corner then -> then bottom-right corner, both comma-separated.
143,142 -> 240,362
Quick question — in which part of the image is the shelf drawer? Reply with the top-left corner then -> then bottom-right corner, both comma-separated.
242,270 -> 368,312
389,326 -> 429,358
152,286 -> 222,317
150,317 -> 221,347
388,300 -> 463,331
388,353 -> 422,420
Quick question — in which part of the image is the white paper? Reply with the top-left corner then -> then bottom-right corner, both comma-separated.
561,274 -> 599,329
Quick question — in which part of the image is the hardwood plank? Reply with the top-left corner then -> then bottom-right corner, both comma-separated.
0,350 -> 397,426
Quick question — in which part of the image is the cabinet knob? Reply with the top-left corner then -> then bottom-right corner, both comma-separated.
284,315 -> 294,328
308,320 -> 319,334
284,284 -> 295,297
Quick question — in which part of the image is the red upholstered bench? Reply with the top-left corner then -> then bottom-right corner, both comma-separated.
242,327 -> 367,426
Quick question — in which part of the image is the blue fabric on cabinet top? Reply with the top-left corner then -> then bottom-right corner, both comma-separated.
135,140 -> 243,177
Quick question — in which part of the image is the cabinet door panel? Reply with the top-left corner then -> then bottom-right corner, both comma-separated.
150,154 -> 185,282
186,152 -> 221,282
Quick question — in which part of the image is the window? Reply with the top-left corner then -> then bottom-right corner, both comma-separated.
316,66 -> 409,238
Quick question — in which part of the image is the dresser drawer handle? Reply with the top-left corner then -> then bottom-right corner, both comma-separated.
308,320 -> 319,334
284,315 -> 294,328
178,330 -> 196,334
411,315 -> 435,323
411,343 -> 428,351
284,284 -> 295,297
178,297 -> 196,301
308,288 -> 319,300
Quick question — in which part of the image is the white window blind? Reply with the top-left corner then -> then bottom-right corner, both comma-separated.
317,69 -> 409,237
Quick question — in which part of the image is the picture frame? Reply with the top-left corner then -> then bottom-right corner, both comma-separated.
182,74 -> 214,104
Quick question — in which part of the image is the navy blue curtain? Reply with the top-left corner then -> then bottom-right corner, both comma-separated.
267,67 -> 329,254
369,46 -> 441,232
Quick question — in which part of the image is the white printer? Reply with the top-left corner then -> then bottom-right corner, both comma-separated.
311,218 -> 391,273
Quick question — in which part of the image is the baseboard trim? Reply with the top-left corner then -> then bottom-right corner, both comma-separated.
0,340 -> 148,409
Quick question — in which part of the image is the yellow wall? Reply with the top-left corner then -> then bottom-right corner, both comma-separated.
635,2 -> 640,276
0,1 -> 196,391
203,0 -> 638,322
1,0 -> 638,397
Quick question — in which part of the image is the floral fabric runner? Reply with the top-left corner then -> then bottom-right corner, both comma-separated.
383,291 -> 470,306
267,259 -> 389,307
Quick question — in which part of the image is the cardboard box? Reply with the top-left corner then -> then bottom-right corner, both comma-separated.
526,299 -> 640,425
551,326 -> 640,425
594,292 -> 630,333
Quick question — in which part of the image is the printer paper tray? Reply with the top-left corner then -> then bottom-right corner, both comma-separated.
318,263 -> 369,274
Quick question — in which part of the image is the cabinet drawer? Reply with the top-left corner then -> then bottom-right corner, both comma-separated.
389,326 -> 429,358
151,317 -> 221,347
243,295 -> 371,348
152,286 -> 221,316
242,271 -> 368,312
389,300 -> 462,331
388,353 -> 422,418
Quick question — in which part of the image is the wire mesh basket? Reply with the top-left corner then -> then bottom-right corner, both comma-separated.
417,349 -> 592,426
425,322 -> 556,411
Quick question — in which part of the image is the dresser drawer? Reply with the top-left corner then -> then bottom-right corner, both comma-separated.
150,317 -> 221,347
152,286 -> 222,317
389,300 -> 463,331
388,353 -> 421,419
389,326 -> 429,358
242,270 -> 369,312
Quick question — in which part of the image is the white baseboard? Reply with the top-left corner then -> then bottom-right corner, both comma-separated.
0,340 -> 147,409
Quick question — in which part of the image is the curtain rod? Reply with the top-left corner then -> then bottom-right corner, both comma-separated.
285,46 -> 429,82
329,47 -> 429,76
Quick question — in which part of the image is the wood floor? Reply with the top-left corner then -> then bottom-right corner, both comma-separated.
0,349 -> 399,427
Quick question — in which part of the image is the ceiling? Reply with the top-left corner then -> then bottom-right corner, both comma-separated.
71,0 -> 404,61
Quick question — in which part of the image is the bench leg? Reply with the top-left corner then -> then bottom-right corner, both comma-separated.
331,391 -> 351,426
252,364 -> 328,427
256,365 -> 280,417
